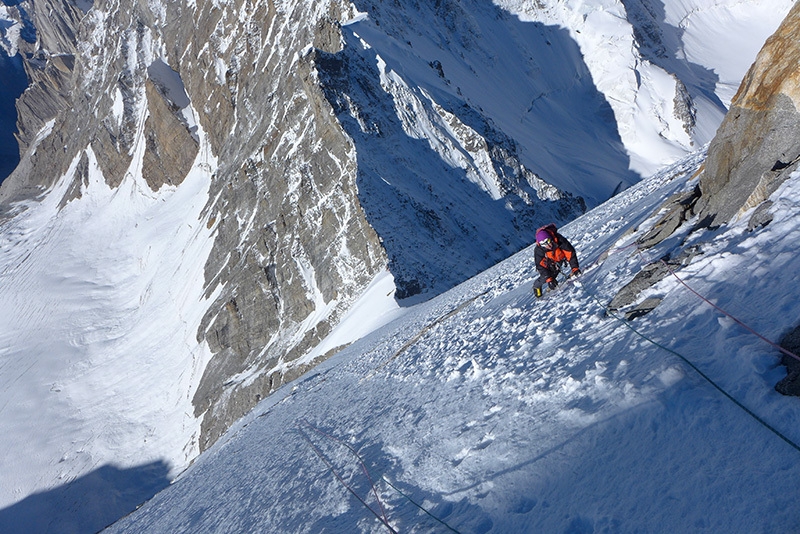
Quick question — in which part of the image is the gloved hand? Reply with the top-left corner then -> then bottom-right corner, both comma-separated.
572,267 -> 581,276
548,278 -> 558,290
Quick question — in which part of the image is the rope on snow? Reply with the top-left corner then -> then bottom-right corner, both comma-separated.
655,256 -> 800,364
363,289 -> 491,381
573,276 -> 800,455
380,476 -> 463,534
601,240 -> 800,363
299,420 -> 395,533
300,420 -> 463,533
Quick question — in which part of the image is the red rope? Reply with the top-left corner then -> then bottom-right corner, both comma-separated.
657,257 -> 800,364
300,420 -> 395,532
299,430 -> 396,533
614,240 -> 800,364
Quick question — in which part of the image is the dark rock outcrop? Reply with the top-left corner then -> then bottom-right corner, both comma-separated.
607,246 -> 700,320
636,184 -> 701,250
141,80 -> 198,189
775,326 -> 800,397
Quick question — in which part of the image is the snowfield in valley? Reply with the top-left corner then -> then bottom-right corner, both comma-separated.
0,118 -> 220,532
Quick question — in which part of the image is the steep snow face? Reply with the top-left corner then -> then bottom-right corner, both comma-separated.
105,154 -> 800,533
341,0 -> 640,206
665,0 -> 794,105
497,0 -> 795,176
316,0 -> 649,300
317,5 -> 590,299
312,0 -> 792,299
0,1 -> 795,530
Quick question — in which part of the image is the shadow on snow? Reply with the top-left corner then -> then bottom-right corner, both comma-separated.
316,0 -> 638,303
0,461 -> 170,534
0,48 -> 28,184
620,0 -> 726,112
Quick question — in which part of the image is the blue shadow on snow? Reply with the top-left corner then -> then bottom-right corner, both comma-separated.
0,47 -> 29,184
0,461 -> 171,534
620,0 -> 726,114
316,0 -> 638,303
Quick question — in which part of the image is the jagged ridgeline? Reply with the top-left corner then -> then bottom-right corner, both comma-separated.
12,0 -> 749,453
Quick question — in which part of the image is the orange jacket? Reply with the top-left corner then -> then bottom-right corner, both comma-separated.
534,232 -> 579,282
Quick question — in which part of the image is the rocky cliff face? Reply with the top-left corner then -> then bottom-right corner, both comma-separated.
0,0 -> 82,198
9,0 -> 82,156
696,1 -> 800,228
186,2 -> 392,448
1,0 -> 388,450
0,0 -> 789,454
314,1 -> 589,300
0,0 -> 585,451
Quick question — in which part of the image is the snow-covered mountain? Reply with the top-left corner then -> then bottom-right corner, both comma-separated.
102,153 -> 800,533
0,0 -> 797,531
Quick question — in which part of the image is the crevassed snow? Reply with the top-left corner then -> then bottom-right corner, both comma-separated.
497,0 -> 794,176
0,104 -> 219,527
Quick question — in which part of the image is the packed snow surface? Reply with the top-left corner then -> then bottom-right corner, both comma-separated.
105,154 -> 800,533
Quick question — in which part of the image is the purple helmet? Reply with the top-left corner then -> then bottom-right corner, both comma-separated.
536,229 -> 552,243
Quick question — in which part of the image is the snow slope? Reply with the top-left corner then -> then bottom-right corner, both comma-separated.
104,153 -> 800,533
0,1 -> 797,531
0,115 -> 220,531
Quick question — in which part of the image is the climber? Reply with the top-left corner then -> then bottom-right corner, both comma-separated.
532,224 -> 581,298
